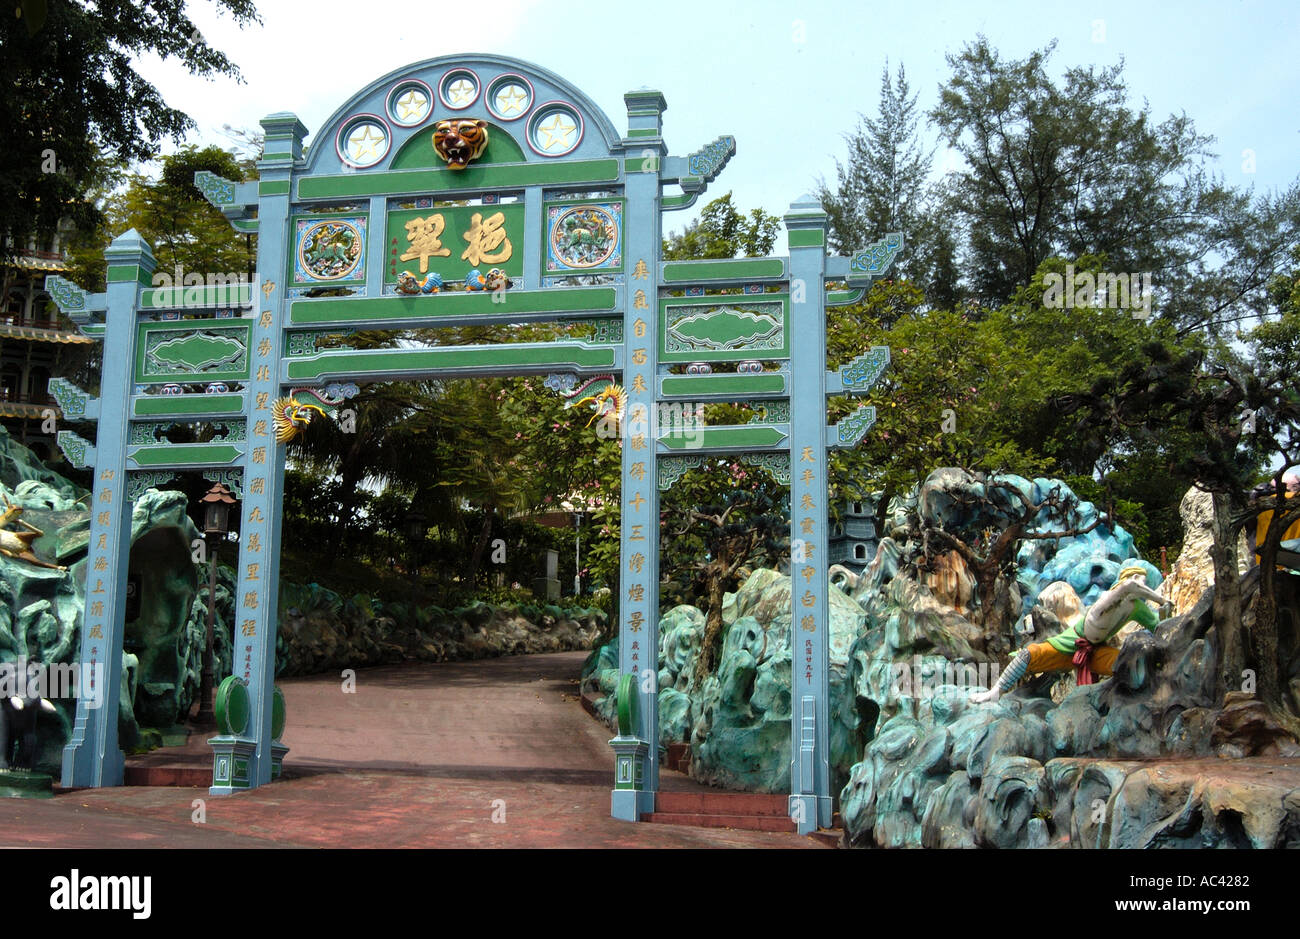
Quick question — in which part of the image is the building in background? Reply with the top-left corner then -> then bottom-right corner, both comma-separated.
0,233 -> 95,461
827,495 -> 879,579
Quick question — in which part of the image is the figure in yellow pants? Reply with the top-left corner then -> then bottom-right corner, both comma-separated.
973,564 -> 1168,703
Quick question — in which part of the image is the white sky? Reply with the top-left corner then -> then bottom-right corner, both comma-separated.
135,0 -> 1299,245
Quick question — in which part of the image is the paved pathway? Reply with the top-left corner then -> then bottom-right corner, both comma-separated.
0,652 -> 820,848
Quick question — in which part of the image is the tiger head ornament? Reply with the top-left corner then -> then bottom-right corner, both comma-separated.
432,118 -> 489,170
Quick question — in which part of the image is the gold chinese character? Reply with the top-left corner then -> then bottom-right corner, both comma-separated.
806,543 -> 816,560
628,610 -> 645,632
630,462 -> 646,481
627,584 -> 645,603
800,517 -> 815,534
251,478 -> 265,495
802,566 -> 816,583
801,615 -> 816,632
92,579 -> 105,594
628,552 -> 646,573
254,419 -> 268,437
241,619 -> 257,637
801,468 -> 814,484
460,211 -> 512,266
633,259 -> 648,280
90,601 -> 104,617
400,215 -> 451,272
89,624 -> 104,639
99,488 -> 113,504
630,434 -> 646,451
97,511 -> 110,526
261,279 -> 276,299
258,338 -> 271,357
252,447 -> 266,464
629,524 -> 645,541
800,493 -> 815,510
801,590 -> 815,608
629,492 -> 646,511
801,446 -> 816,463
633,318 -> 647,337
260,310 -> 273,328
248,506 -> 264,523
93,556 -> 107,572
632,348 -> 647,365
632,289 -> 649,310
256,392 -> 269,410
632,374 -> 647,393
257,365 -> 270,382
96,533 -> 107,550
247,563 -> 260,581
243,592 -> 259,610
248,533 -> 262,552
99,469 -> 114,481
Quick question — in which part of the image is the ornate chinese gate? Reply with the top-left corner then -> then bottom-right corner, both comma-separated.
46,54 -> 899,833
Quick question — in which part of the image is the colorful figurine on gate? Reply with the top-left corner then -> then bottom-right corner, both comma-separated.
973,563 -> 1170,702
396,271 -> 443,295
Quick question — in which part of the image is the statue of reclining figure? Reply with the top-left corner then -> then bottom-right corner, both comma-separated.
973,565 -> 1169,703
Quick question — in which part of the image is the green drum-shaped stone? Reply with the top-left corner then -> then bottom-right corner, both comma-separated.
616,673 -> 638,737
215,676 -> 250,736
271,685 -> 286,741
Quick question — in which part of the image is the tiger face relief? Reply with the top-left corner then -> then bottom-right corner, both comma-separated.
433,118 -> 489,170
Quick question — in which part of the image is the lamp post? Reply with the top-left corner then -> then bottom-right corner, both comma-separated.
194,482 -> 235,728
573,511 -> 584,595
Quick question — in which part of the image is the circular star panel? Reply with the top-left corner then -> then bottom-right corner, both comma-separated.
335,115 -> 391,169
486,73 -> 534,122
386,79 -> 433,128
438,68 -> 480,110
527,103 -> 583,157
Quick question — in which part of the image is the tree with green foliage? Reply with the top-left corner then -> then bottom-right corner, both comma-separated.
0,0 -> 260,271
663,192 -> 779,260
819,61 -> 960,307
928,35 -> 1300,329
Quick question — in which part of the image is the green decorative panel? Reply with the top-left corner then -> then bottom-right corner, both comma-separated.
832,405 -> 877,447
56,431 -> 94,469
662,258 -> 785,283
386,204 -> 524,283
131,444 -> 243,467
297,159 -> 621,200
128,420 -> 246,446
747,401 -> 790,423
660,295 -> 788,363
215,676 -> 250,736
288,287 -> 616,327
659,425 -> 786,450
659,372 -> 787,398
133,394 -> 245,417
285,330 -> 353,356
48,378 -> 92,420
287,342 -> 616,382
136,322 -> 251,384
127,468 -> 243,503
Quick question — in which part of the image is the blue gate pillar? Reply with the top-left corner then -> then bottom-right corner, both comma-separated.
784,196 -> 832,833
611,88 -> 667,821
211,112 -> 307,793
61,230 -> 156,787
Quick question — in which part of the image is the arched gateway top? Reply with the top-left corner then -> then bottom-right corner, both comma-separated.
303,54 -> 625,177
48,50 -> 902,836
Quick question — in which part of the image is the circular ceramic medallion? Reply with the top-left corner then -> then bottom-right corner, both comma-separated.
215,677 -> 250,736
550,204 -> 619,269
336,116 -> 389,168
486,74 -> 533,121
439,68 -> 480,110
528,104 -> 582,156
298,219 -> 364,281
387,80 -> 433,127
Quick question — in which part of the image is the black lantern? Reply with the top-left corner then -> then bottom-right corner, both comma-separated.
404,509 -> 427,542
201,482 -> 236,536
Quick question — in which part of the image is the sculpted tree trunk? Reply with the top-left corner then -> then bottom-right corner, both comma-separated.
694,559 -> 728,685
1249,490 -> 1300,738
1210,489 -> 1247,703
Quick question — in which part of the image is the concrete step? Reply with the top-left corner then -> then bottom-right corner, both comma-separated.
643,812 -> 797,833
654,791 -> 789,816
123,764 -> 210,787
